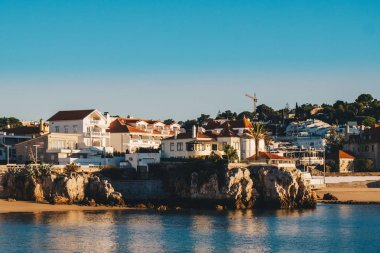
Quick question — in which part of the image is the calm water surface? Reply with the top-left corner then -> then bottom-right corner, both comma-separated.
0,204 -> 379,252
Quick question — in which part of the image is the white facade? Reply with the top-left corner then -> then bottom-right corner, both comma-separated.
49,110 -> 111,149
161,126 -> 266,160
286,119 -> 331,137
123,153 -> 161,170
108,118 -> 176,153
295,136 -> 326,149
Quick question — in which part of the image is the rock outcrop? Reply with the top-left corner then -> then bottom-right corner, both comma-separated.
251,166 -> 317,209
155,162 -> 316,209
2,166 -> 124,206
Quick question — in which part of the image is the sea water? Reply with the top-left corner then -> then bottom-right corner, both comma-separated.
0,204 -> 379,252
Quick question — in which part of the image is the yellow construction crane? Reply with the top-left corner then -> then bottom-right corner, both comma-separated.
245,93 -> 258,115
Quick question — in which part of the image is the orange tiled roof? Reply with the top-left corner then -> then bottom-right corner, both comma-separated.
107,119 -> 149,134
219,123 -> 239,137
166,132 -> 212,140
339,150 -> 355,159
48,109 -> 95,121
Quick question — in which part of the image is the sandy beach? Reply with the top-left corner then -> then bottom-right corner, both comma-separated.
315,188 -> 380,202
0,199 -> 136,213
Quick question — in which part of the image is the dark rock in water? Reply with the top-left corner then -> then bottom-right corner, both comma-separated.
215,204 -> 224,211
2,166 -> 124,206
323,193 -> 338,201
156,205 -> 168,211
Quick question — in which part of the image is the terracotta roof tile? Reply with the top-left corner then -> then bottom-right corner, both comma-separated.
48,110 -> 95,121
167,132 -> 212,140
219,123 -> 239,137
107,119 -> 148,134
339,150 -> 355,159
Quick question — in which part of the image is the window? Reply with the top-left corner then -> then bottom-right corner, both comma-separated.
212,144 -> 218,151
372,145 -> 375,152
170,143 -> 175,151
186,143 -> 194,151
55,126 -> 60,133
177,142 -> 183,151
73,125 -> 78,133
64,126 -> 68,133
51,140 -> 65,150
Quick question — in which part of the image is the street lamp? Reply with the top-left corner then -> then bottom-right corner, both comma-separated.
4,145 -> 10,165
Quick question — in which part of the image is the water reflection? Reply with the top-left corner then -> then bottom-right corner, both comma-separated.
123,212 -> 165,252
0,205 -> 379,252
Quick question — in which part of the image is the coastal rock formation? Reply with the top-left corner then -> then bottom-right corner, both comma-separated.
155,162 -> 316,209
2,166 -> 124,206
251,166 -> 317,209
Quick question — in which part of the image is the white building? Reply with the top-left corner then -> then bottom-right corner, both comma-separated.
48,109 -> 112,151
162,120 -> 266,160
286,119 -> 331,137
108,117 -> 179,153
122,152 -> 161,173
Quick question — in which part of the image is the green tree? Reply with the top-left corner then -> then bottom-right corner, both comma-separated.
358,116 -> 376,127
216,110 -> 237,120
223,144 -> 239,163
326,127 -> 345,155
163,119 -> 175,125
180,119 -> 198,131
237,111 -> 255,120
256,104 -> 281,122
247,122 -> 270,160
197,114 -> 212,126
0,117 -> 23,130
355,94 -> 374,108
354,159 -> 374,172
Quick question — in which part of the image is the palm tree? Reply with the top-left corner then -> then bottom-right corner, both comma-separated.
223,144 -> 239,163
247,122 -> 271,160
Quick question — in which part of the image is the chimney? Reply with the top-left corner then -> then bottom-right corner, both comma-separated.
174,129 -> 178,139
104,112 -> 111,126
192,125 -> 196,138
39,119 -> 44,133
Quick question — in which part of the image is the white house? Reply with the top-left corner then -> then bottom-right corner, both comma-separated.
162,121 -> 266,160
161,126 -> 223,159
108,117 -> 178,153
122,152 -> 161,173
48,109 -> 112,151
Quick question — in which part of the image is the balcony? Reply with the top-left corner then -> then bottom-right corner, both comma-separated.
84,132 -> 110,138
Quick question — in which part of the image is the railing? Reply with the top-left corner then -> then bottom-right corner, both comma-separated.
131,139 -> 160,145
84,132 -> 110,138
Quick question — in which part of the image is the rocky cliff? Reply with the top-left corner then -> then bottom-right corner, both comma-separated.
153,161 -> 316,209
2,166 -> 124,206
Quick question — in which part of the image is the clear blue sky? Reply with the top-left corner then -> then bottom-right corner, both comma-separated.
0,0 -> 379,121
